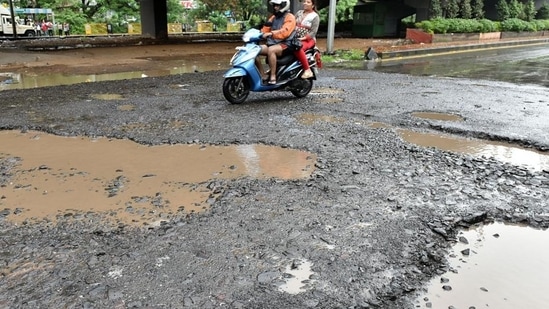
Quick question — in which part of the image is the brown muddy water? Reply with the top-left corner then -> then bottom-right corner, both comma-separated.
0,130 -> 316,225
416,222 -> 549,309
0,61 -> 226,91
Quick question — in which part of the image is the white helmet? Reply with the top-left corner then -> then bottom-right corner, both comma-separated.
269,0 -> 290,13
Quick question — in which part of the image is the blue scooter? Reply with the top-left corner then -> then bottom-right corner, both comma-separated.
222,28 -> 320,104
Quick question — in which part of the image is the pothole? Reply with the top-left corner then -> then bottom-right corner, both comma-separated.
416,222 -> 549,309
0,130 -> 316,225
90,93 -> 125,100
297,113 -> 346,125
397,129 -> 549,171
0,60 -> 225,91
278,258 -> 316,295
117,104 -> 136,111
412,111 -> 464,122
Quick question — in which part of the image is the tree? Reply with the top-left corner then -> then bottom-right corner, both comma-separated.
508,0 -> 523,19
536,2 -> 549,19
429,0 -> 443,18
523,0 -> 536,21
318,0 -> 358,24
445,0 -> 460,18
167,0 -> 185,23
471,0 -> 485,19
496,0 -> 510,21
460,0 -> 473,19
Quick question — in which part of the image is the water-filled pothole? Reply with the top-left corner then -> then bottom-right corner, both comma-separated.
278,259 -> 316,295
0,62 -> 225,91
297,113 -> 346,125
90,93 -> 125,100
417,222 -> 549,308
0,130 -> 316,225
412,111 -> 464,122
367,121 -> 549,171
398,129 -> 549,171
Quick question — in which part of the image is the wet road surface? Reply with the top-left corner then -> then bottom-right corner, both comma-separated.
366,43 -> 549,88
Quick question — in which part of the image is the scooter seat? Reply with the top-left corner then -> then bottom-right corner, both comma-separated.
276,52 -> 296,66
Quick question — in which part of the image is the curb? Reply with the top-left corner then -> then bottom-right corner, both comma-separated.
377,38 -> 549,59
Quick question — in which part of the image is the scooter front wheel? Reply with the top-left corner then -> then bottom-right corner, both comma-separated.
290,78 -> 313,98
223,76 -> 250,104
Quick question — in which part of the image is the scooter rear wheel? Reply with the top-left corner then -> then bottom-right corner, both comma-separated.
223,77 -> 250,104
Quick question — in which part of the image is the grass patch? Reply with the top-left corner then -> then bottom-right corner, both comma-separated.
322,49 -> 365,63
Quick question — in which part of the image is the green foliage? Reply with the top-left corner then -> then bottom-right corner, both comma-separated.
533,19 -> 549,30
460,0 -> 473,19
536,3 -> 549,19
322,49 -> 364,63
500,17 -> 532,31
417,18 -> 497,33
471,0 -> 485,19
208,11 -> 227,31
167,0 -> 185,23
508,0 -> 524,19
429,0 -> 443,19
496,0 -> 510,21
523,0 -> 536,21
478,18 -> 499,32
445,0 -> 460,18
318,0 -> 358,24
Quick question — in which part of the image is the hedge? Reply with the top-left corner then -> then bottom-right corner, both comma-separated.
416,18 -> 549,33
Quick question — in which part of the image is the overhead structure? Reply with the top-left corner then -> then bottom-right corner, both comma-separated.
140,0 -> 167,39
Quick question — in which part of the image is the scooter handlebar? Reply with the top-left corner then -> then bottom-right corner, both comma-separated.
250,34 -> 263,43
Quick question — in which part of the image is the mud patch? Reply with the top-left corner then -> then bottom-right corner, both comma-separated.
0,130 -> 316,225
417,222 -> 549,308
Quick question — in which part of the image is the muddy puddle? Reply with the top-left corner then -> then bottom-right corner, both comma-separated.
416,222 -> 549,308
0,61 -> 228,91
0,130 -> 316,225
398,129 -> 549,171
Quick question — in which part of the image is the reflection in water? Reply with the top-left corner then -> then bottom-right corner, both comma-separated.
417,222 -> 549,309
0,61 -> 228,91
278,259 -> 316,295
0,130 -> 316,225
411,112 -> 464,122
367,44 -> 549,88
398,129 -> 549,171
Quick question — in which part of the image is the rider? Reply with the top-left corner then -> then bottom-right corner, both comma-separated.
294,0 -> 319,79
255,0 -> 296,85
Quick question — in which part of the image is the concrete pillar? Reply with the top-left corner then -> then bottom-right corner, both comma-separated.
140,0 -> 168,39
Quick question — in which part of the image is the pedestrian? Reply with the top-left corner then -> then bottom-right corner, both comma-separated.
294,0 -> 319,79
63,22 -> 70,36
41,20 -> 48,36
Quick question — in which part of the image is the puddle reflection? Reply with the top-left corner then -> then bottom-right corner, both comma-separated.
417,222 -> 549,308
412,112 -> 464,122
398,129 -> 549,171
0,62 -> 227,91
366,44 -> 549,88
0,130 -> 316,225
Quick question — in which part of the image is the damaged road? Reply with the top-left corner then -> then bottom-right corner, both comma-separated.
0,66 -> 548,308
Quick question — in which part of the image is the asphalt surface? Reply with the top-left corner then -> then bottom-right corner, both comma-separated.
1,38 -> 548,308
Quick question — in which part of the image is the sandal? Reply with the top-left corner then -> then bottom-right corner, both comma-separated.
268,80 -> 277,85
